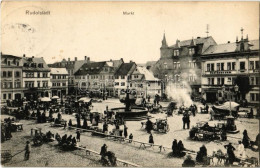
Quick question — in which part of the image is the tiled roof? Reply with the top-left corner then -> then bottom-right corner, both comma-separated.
202,42 -> 237,55
114,62 -> 136,76
50,68 -> 68,75
249,39 -> 259,51
1,54 -> 22,59
22,57 -> 50,71
74,62 -> 106,75
202,39 -> 259,55
169,36 -> 213,48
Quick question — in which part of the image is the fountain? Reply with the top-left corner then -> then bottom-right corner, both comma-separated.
110,88 -> 148,121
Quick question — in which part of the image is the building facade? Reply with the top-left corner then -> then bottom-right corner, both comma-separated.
152,33 -> 217,98
201,36 -> 259,105
74,59 -> 123,97
22,56 -> 51,100
114,62 -> 137,97
50,68 -> 69,98
1,54 -> 23,102
131,66 -> 161,98
48,56 -> 91,95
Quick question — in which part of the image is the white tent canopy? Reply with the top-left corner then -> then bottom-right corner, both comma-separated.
41,97 -> 51,102
52,96 -> 59,99
214,101 -> 240,111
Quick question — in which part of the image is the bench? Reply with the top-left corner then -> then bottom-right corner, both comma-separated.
117,158 -> 140,167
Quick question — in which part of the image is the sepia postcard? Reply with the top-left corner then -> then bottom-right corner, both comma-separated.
0,1 -> 259,167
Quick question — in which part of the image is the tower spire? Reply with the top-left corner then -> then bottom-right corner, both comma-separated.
161,31 -> 168,48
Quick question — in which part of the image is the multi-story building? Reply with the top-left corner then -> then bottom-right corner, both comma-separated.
48,56 -> 91,94
74,59 -> 123,97
201,35 -> 259,105
50,68 -> 69,98
1,53 -> 23,102
114,62 -> 137,96
152,33 -> 217,97
22,56 -> 51,99
131,66 -> 161,98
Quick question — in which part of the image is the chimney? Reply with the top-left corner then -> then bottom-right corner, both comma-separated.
85,56 -> 87,60
110,59 -> 112,61
23,54 -> 26,57
130,60 -> 133,63
197,37 -> 201,39
32,56 -> 34,58
68,58 -> 70,62
75,57 -> 77,61
87,57 -> 90,61
227,41 -> 230,43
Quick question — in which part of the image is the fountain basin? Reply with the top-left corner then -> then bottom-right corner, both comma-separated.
110,107 -> 148,121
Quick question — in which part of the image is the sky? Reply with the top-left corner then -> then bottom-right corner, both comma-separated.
1,1 -> 259,64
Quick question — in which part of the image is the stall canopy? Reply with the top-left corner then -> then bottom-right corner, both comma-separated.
41,97 -> 51,102
78,97 -> 90,102
213,101 -> 239,111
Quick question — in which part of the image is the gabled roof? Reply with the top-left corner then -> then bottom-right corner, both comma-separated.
202,39 -> 259,55
22,57 -> 50,71
1,54 -> 22,59
74,61 -> 106,75
202,42 -> 237,55
114,62 -> 136,76
134,66 -> 159,81
169,36 -> 214,48
50,68 -> 68,75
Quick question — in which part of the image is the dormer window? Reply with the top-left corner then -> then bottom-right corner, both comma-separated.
174,50 -> 179,56
189,48 -> 195,56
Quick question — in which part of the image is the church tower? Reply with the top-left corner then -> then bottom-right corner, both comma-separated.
160,32 -> 172,59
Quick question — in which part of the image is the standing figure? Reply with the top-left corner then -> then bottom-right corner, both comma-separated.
76,130 -> 81,142
242,130 -> 250,148
68,119 -> 72,128
186,115 -> 190,129
237,141 -> 245,158
172,139 -> 178,156
123,125 -> 128,138
103,122 -> 108,133
24,141 -> 31,160
100,144 -> 107,162
224,143 -> 236,165
129,133 -> 133,143
149,133 -> 154,144
146,118 -> 153,133
182,115 -> 187,129
205,104 -> 209,113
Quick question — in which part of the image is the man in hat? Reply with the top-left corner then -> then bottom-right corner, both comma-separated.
224,143 -> 236,165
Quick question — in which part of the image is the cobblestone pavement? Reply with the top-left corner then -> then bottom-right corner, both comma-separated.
1,99 -> 259,167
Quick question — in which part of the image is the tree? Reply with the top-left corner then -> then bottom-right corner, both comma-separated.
235,76 -> 251,99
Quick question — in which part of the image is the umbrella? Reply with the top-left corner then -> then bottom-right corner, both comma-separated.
41,97 -> 51,102
83,99 -> 91,103
52,96 -> 59,99
79,97 -> 89,102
